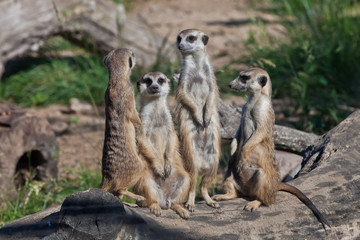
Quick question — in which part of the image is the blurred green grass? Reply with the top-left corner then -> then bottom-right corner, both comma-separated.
0,169 -> 101,227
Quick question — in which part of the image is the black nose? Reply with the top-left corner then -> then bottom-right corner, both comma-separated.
229,83 -> 232,88
151,85 -> 159,90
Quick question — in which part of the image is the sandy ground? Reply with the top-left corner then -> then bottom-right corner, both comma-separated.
130,0 -> 286,68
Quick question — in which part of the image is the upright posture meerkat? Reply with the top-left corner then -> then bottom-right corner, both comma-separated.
133,72 -> 190,219
100,49 -> 165,201
212,68 -> 330,228
176,29 -> 221,211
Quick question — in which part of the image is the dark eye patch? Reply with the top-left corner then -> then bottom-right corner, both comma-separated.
143,78 -> 153,87
240,74 -> 250,83
186,35 -> 197,42
177,36 -> 182,44
158,77 -> 165,85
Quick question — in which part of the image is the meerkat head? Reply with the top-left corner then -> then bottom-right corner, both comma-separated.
176,29 -> 209,55
229,68 -> 272,96
103,48 -> 136,75
137,72 -> 170,98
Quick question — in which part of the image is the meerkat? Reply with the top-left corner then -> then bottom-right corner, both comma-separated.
100,48 -> 165,201
212,68 -> 330,229
133,72 -> 190,219
175,29 -> 221,211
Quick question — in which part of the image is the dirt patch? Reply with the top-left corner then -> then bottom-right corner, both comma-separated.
129,0 -> 286,68
27,104 -> 105,179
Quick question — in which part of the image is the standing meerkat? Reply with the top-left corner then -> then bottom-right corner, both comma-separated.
212,68 -> 330,229
175,29 -> 221,211
100,49 -> 165,201
133,72 -> 190,219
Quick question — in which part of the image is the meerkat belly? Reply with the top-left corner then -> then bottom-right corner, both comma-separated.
192,129 -> 217,171
147,128 -> 168,155
144,114 -> 171,156
241,116 -> 255,147
189,76 -> 210,108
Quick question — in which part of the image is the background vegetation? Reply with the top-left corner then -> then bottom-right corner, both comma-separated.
1,0 -> 359,227
0,170 -> 101,227
243,0 -> 360,133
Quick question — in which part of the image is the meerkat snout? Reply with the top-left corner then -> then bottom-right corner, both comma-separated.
149,84 -> 160,93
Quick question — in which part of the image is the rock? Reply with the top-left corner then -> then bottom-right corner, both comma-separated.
0,102 -> 58,192
53,188 -> 150,240
0,206 -> 60,240
298,110 -> 360,176
0,189 -> 190,240
69,98 -> 93,114
276,150 -> 302,180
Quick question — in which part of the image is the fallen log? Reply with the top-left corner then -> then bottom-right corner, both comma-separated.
0,0 -> 178,78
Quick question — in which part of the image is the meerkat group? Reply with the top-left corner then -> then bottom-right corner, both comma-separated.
100,29 -> 330,228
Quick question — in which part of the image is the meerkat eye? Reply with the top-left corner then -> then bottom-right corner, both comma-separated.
177,36 -> 182,44
128,57 -> 133,68
240,74 -> 250,83
143,78 -> 152,86
158,78 -> 165,85
186,35 -> 197,42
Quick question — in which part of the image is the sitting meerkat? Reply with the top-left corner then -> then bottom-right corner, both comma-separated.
133,72 -> 190,219
212,68 -> 330,229
100,49 -> 165,201
175,29 -> 221,211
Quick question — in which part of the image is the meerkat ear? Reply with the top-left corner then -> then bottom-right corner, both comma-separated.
128,57 -> 133,68
103,55 -> 108,67
202,35 -> 209,45
259,75 -> 267,87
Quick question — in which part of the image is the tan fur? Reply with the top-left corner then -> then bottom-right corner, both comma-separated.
100,49 -> 164,201
175,29 -> 221,211
133,72 -> 190,219
213,68 -> 330,229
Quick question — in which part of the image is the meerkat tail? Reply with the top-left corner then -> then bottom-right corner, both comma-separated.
278,182 -> 331,229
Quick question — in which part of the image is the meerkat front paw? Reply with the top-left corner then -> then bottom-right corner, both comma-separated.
203,117 -> 211,128
164,161 -> 172,178
173,73 -> 180,84
152,164 -> 166,180
150,203 -> 162,217
230,138 -> 238,156
195,117 -> 204,129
